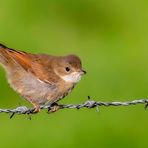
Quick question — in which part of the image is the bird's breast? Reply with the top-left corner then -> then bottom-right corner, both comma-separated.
52,81 -> 75,102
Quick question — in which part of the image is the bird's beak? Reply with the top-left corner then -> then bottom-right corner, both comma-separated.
82,70 -> 87,74
80,69 -> 87,75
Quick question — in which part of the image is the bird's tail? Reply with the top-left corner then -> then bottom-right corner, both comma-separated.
0,43 -> 17,68
0,43 -> 32,71
0,44 -> 10,66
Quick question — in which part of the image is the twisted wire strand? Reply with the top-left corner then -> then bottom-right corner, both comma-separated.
0,99 -> 148,118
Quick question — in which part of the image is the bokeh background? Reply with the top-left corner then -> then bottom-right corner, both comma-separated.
0,0 -> 148,148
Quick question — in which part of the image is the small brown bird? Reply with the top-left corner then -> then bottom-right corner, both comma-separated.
0,44 -> 86,113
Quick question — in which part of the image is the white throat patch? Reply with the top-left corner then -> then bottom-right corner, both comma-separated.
61,72 -> 82,83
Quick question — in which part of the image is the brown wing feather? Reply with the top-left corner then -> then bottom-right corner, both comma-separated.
0,44 -> 59,85
0,44 -> 32,70
6,47 -> 59,85
7,49 -> 32,71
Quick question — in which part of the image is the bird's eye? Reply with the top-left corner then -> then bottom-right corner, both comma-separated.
65,67 -> 70,72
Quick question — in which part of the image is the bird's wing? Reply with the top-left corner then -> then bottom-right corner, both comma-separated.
6,48 -> 58,85
7,48 -> 32,71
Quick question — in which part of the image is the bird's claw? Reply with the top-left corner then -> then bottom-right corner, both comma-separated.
48,103 -> 60,113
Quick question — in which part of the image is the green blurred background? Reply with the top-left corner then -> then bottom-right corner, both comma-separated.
0,0 -> 148,148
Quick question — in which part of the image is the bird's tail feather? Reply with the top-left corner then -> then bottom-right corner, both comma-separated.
0,43 -> 18,68
0,44 -> 10,66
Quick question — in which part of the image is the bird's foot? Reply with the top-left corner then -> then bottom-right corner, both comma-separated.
48,103 -> 60,113
32,104 -> 40,114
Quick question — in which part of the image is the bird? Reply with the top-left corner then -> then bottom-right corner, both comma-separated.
0,43 -> 86,113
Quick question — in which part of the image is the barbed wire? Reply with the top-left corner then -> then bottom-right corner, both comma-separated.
0,97 -> 148,119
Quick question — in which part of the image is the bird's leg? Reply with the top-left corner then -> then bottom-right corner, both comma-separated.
26,96 -> 41,114
32,103 -> 40,113
48,102 -> 60,113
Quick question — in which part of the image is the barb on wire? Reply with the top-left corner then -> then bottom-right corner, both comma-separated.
0,97 -> 148,118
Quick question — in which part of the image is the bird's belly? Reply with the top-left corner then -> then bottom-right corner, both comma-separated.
46,83 -> 75,105
7,70 -> 57,105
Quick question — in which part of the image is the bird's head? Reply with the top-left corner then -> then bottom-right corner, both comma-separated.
53,55 -> 86,83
